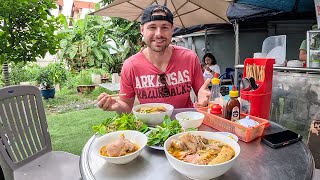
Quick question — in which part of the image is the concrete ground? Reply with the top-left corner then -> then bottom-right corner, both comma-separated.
315,169 -> 320,180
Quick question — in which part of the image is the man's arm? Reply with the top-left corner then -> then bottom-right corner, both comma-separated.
299,49 -> 307,62
299,40 -> 307,62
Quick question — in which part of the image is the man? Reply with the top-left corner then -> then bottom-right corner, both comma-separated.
299,24 -> 317,63
299,39 -> 307,62
97,4 -> 210,114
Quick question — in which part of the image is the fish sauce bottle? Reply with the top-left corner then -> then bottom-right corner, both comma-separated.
208,73 -> 222,115
225,85 -> 240,121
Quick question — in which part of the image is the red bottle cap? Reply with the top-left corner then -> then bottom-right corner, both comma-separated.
210,104 -> 222,114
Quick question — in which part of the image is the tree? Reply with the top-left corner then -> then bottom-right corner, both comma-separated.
101,0 -> 143,58
100,0 -> 143,72
0,0 -> 61,86
58,15 -> 116,72
110,19 -> 143,59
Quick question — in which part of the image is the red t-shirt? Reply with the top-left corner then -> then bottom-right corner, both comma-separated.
120,45 -> 204,108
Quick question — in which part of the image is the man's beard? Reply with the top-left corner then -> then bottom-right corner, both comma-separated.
146,39 -> 170,53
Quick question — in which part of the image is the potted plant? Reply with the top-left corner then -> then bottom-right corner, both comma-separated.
76,70 -> 96,93
89,68 -> 109,84
36,68 -> 56,99
36,62 -> 67,99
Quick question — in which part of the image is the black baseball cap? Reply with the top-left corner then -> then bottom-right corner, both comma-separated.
141,5 -> 173,25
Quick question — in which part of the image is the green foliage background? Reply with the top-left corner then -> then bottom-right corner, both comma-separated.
0,0 -> 62,64
58,15 -> 116,72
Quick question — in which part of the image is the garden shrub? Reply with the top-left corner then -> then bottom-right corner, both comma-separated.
36,62 -> 68,89
75,70 -> 94,85
10,62 -> 41,85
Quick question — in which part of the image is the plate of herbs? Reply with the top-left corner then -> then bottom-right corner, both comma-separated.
92,113 -> 149,135
145,115 -> 197,150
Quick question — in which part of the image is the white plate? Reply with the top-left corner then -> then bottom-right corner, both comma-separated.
145,130 -> 165,151
287,60 -> 303,68
215,132 -> 239,142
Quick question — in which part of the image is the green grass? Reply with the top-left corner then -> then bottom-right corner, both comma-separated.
44,86 -> 117,155
47,108 -> 117,155
43,86 -> 114,116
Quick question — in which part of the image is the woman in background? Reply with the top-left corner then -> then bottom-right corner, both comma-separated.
202,53 -> 220,80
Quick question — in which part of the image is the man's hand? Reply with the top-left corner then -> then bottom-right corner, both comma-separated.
205,66 -> 211,72
194,79 -> 211,107
96,93 -> 134,114
96,93 -> 119,111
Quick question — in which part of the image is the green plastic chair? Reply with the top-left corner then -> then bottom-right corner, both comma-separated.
0,85 -> 81,180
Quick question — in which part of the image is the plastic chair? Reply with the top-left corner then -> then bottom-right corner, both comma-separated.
219,69 -> 243,90
0,85 -> 81,180
218,68 -> 234,80
218,68 -> 233,87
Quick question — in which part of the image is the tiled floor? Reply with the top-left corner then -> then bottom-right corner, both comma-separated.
315,169 -> 320,180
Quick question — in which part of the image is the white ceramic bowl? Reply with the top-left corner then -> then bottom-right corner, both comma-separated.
164,131 -> 240,180
287,60 -> 303,67
92,130 -> 147,164
215,132 -> 239,142
132,103 -> 174,126
175,111 -> 204,129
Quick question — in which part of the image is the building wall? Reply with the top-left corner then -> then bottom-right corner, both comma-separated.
179,20 -> 315,75
268,20 -> 314,60
36,53 -> 58,67
191,30 -> 267,74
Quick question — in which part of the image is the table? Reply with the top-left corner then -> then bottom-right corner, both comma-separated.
98,83 -> 120,92
80,109 -> 315,180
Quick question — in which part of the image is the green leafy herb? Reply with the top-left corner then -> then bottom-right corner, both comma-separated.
147,115 -> 183,146
92,113 -> 148,135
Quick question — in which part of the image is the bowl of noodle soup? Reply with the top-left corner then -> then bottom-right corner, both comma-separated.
132,103 -> 174,126
164,131 -> 240,180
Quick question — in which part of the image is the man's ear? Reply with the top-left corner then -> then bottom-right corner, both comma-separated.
140,25 -> 144,35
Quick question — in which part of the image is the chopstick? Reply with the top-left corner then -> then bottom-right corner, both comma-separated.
245,64 -> 265,82
95,93 -> 127,108
106,93 -> 126,97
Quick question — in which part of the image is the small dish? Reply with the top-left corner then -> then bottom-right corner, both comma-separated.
237,116 -> 259,128
287,60 -> 303,67
175,111 -> 205,129
215,132 -> 239,142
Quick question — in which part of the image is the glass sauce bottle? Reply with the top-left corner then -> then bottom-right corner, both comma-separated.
225,86 -> 240,121
208,73 -> 222,115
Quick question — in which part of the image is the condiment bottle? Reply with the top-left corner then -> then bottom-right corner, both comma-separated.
208,73 -> 222,115
225,85 -> 240,121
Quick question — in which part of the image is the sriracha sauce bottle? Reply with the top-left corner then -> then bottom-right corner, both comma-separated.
225,85 -> 240,121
